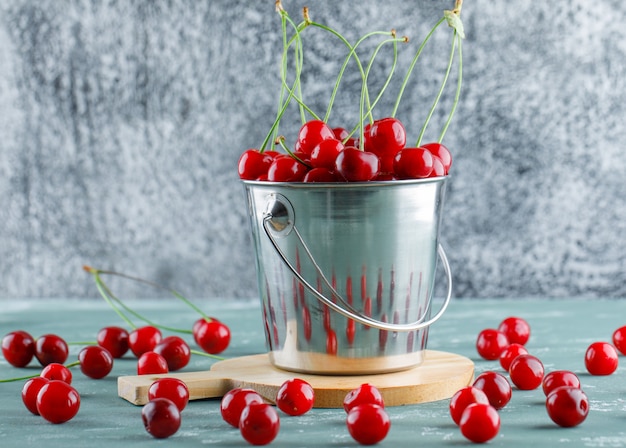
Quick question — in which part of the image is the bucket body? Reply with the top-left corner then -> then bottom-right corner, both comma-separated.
243,178 -> 449,374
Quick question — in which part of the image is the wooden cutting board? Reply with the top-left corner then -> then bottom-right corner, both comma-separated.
118,350 -> 474,408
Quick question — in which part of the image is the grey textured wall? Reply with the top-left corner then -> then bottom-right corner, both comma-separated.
1,0 -> 625,300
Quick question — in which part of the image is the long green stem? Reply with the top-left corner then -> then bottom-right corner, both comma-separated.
438,32 -> 463,142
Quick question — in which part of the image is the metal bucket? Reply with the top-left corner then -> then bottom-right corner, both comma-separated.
243,177 -> 452,374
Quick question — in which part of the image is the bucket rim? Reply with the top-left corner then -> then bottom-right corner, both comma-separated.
242,175 -> 448,189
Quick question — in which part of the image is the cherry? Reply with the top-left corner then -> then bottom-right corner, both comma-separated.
238,149 -> 275,180
546,386 -> 589,427
239,402 -> 280,446
275,378 -> 315,416
22,377 -> 49,415
612,325 -> 626,355
497,316 -> 531,346
40,363 -> 73,384
36,380 -> 81,424
78,345 -> 114,379
153,336 -> 191,372
364,117 -> 406,172
296,119 -> 335,155
148,378 -> 190,412
334,147 -> 380,181
346,403 -> 391,445
220,388 -> 265,428
310,138 -> 344,170
472,371 -> 512,410
137,351 -> 169,375
393,147 -> 433,179
332,126 -> 358,147
193,318 -> 231,355
509,354 -> 544,390
97,326 -> 129,359
343,383 -> 384,413
142,397 -> 182,439
267,156 -> 308,182
475,328 -> 509,360
449,386 -> 490,426
34,334 -> 69,366
542,370 -> 581,396
421,142 -> 452,174
2,330 -> 35,367
459,403 -> 500,443
428,155 -> 446,177
584,341 -> 619,375
303,167 -> 340,182
499,342 -> 529,371
128,326 -> 162,358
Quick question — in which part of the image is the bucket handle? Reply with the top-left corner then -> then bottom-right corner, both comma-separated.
262,193 -> 453,332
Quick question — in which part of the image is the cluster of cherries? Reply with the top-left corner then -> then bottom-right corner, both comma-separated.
449,316 -> 626,443
238,118 -> 452,183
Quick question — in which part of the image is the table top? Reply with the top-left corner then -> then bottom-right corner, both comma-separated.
0,298 -> 624,447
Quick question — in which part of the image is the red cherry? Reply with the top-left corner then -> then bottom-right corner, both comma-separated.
153,336 -> 191,372
364,117 -> 406,158
310,138 -> 344,170
238,149 -> 274,180
148,378 -> 190,412
128,326 -> 162,358
335,147 -> 380,181
346,403 -> 390,445
40,363 -> 73,384
612,325 -> 626,355
497,316 -> 531,345
35,334 -> 69,367
239,402 -> 280,446
393,147 -> 434,179
585,341 -> 619,375
421,142 -> 452,174
449,386 -> 490,426
472,371 -> 512,410
542,370 -> 581,396
97,326 -> 129,359
303,167 -> 340,182
428,155 -> 446,177
220,388 -> 265,428
509,354 -> 544,390
78,345 -> 114,379
22,377 -> 49,415
343,383 -> 384,413
2,330 -> 35,367
499,343 -> 529,371
193,318 -> 231,355
267,156 -> 309,182
276,378 -> 315,416
476,328 -> 509,360
332,126 -> 358,147
137,351 -> 169,375
297,119 -> 335,155
36,380 -> 81,424
546,386 -> 589,427
459,403 -> 500,443
142,397 -> 182,439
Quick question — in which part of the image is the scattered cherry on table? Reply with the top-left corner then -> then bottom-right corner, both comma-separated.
239,402 -> 281,446
40,362 -> 73,384
545,386 -> 589,427
137,351 -> 169,375
508,354 -> 544,390
2,330 -> 35,367
459,402 -> 500,443
142,397 -> 182,439
275,378 -> 315,416
475,328 -> 509,360
584,341 -> 619,375
34,334 -> 69,366
343,383 -> 385,413
346,403 -> 391,445
472,371 -> 512,410
220,388 -> 265,428
148,378 -> 190,412
542,370 -> 581,396
153,336 -> 191,372
36,379 -> 81,424
78,345 -> 114,379
497,316 -> 531,345
449,386 -> 490,426
97,326 -> 129,359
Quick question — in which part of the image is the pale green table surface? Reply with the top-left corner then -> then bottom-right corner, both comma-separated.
0,298 -> 624,447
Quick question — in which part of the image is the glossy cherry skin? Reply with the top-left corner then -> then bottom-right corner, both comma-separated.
238,149 -> 274,180
153,336 -> 191,372
497,316 -> 531,345
585,341 -> 619,375
499,343 -> 529,371
472,371 -> 512,410
239,402 -> 280,446
2,330 -> 35,367
267,156 -> 308,182
393,147 -> 433,179
332,126 -> 358,147
78,345 -> 114,379
310,138 -> 344,170
428,155 -> 446,177
276,378 -> 315,416
35,334 -> 69,367
36,380 -> 81,424
475,328 -> 509,360
193,318 -> 231,355
364,117 -> 406,158
303,167 -> 340,182
148,378 -> 190,412
343,383 -> 384,413
142,397 -> 182,439
335,147 -> 380,181
459,403 -> 500,443
421,142 -> 452,174
546,386 -> 589,427
346,403 -> 390,445
137,351 -> 169,375
509,354 -> 544,390
612,325 -> 626,355
449,386 -> 490,426
542,370 -> 581,396
22,377 -> 49,415
128,326 -> 162,358
297,119 -> 335,155
40,363 -> 73,384
220,388 -> 265,428
97,326 -> 129,359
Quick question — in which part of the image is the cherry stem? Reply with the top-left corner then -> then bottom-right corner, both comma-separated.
275,136 -> 312,168
0,361 -> 82,383
438,32 -> 463,142
190,349 -> 224,360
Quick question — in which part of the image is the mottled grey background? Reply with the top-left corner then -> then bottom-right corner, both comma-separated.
1,0 -> 625,300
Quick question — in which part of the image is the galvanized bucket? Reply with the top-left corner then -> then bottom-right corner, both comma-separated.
243,177 -> 452,374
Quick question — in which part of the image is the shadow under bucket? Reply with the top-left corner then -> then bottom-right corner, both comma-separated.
243,177 -> 452,374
